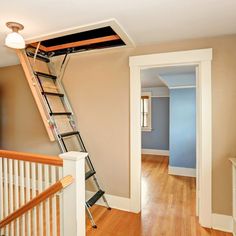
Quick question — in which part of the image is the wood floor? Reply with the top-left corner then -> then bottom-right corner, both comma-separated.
86,154 -> 232,236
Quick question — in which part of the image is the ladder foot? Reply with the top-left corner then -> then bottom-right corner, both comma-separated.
92,225 -> 97,229
107,207 -> 111,210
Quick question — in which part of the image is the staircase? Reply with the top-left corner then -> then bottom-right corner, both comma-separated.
17,46 -> 111,228
0,150 -> 87,236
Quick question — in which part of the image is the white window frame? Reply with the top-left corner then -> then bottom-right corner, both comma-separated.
141,92 -> 152,132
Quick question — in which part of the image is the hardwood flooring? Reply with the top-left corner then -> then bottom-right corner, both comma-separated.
86,154 -> 232,236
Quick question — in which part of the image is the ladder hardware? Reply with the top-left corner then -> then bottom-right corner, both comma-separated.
85,170 -> 96,180
49,112 -> 72,116
26,51 -> 50,63
34,71 -> 57,80
42,91 -> 64,97
86,190 -> 105,208
60,131 -> 79,138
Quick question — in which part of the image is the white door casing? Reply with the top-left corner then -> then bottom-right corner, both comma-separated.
129,49 -> 212,228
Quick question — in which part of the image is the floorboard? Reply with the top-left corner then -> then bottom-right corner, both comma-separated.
86,154 -> 232,236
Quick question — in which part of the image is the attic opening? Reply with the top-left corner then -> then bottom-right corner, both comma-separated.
27,26 -> 126,58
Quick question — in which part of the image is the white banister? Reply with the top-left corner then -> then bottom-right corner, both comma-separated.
0,150 -> 86,235
60,151 -> 87,236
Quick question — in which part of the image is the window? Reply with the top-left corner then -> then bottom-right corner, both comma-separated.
141,92 -> 152,131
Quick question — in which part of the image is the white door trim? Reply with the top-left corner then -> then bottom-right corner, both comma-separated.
129,49 -> 212,228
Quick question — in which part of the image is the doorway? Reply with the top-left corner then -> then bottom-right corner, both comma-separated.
140,64 -> 198,225
129,49 -> 212,228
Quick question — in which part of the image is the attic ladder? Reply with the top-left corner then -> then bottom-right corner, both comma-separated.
17,47 -> 111,228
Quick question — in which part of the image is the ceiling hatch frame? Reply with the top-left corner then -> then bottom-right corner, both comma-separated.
25,19 -> 135,57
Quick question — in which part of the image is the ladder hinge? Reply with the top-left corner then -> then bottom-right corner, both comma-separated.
48,120 -> 55,129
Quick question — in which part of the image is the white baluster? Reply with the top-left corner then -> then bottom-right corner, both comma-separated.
14,160 -> 20,236
0,158 -> 3,220
44,165 -> 50,236
0,158 -> 3,236
59,166 -> 63,236
25,161 -> 31,236
51,166 -> 57,236
31,162 -> 37,236
38,164 -> 44,236
20,160 -> 25,236
9,159 -> 14,235
3,158 -> 9,235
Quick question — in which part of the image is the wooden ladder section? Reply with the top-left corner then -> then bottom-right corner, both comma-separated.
0,150 -> 87,236
16,50 -> 55,141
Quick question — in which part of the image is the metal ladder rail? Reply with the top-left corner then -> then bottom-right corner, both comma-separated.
34,72 -> 68,152
34,65 -> 110,228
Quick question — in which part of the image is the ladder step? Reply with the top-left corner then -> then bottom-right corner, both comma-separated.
50,112 -> 72,116
42,91 -> 64,97
86,190 -> 105,207
26,51 -> 50,63
85,170 -> 96,180
35,71 -> 57,80
60,131 -> 79,138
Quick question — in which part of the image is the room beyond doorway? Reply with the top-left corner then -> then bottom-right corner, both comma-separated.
140,64 -> 197,220
140,65 -> 197,177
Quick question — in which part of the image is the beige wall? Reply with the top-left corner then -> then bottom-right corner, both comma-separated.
0,65 -> 60,155
0,35 -> 236,215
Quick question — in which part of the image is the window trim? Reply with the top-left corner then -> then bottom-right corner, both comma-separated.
141,92 -> 152,132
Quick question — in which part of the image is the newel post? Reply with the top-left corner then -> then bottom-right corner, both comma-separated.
60,151 -> 87,236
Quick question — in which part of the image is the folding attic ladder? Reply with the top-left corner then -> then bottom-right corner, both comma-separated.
21,47 -> 111,228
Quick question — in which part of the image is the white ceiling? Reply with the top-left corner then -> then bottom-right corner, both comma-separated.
141,68 -> 166,88
1,0 -> 236,67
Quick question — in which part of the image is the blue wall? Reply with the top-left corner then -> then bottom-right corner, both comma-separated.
169,88 -> 196,168
142,97 -> 169,150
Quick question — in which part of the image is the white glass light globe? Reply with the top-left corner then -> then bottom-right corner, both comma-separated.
5,32 -> 25,49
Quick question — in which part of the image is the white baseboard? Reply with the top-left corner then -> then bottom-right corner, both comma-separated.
86,191 -> 131,212
212,214 -> 233,233
168,166 -> 196,177
141,149 -> 169,156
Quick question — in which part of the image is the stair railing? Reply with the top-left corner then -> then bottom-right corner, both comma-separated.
0,150 -> 86,236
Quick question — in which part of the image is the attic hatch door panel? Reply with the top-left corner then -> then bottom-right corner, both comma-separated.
29,26 -> 126,56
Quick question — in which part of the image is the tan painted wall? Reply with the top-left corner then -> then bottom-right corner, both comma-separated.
0,65 -> 60,155
0,35 -> 236,215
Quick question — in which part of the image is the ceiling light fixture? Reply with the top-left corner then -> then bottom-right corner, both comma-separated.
5,22 -> 25,49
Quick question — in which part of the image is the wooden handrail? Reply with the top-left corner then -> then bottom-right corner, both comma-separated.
0,150 -> 63,166
0,175 -> 73,229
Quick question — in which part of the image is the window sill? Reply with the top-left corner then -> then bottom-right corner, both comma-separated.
142,128 -> 152,132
